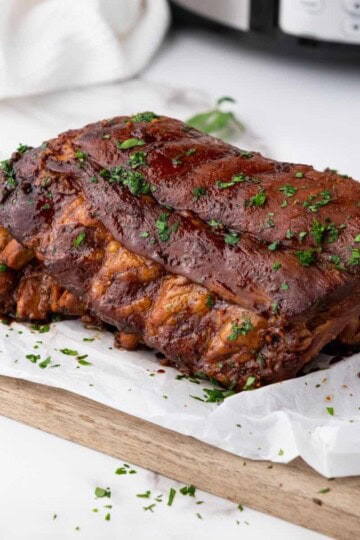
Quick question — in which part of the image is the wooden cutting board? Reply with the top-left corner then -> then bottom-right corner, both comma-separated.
0,375 -> 359,539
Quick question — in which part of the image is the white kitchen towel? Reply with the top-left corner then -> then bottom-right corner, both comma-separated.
0,0 -> 170,99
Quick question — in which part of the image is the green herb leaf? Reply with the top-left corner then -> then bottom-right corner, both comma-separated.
295,249 -> 316,267
156,213 -> 179,242
17,143 -> 30,154
349,248 -> 360,266
179,485 -> 196,497
95,487 -> 111,498
303,191 -> 332,213
116,138 -> 145,150
249,188 -> 267,207
39,356 -> 51,369
326,407 -> 334,416
167,488 -> 176,506
60,348 -> 78,356
193,187 -> 207,201
268,241 -> 280,251
272,261 -> 281,271
73,232 -> 86,248
228,318 -> 253,341
187,98 -> 244,137
26,354 -> 40,363
278,184 -> 297,197
243,376 -> 256,391
0,263 -> 8,272
224,231 -> 240,245
128,151 -> 147,169
137,490 -> 151,498
206,294 -> 215,308
131,111 -> 159,123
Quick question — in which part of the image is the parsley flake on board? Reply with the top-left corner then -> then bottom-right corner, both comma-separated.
115,138 -> 145,150
228,318 -> 253,341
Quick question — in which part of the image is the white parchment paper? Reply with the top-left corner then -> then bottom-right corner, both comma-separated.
0,320 -> 359,478
0,78 -> 359,479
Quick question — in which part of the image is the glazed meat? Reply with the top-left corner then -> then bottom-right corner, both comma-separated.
0,113 -> 359,391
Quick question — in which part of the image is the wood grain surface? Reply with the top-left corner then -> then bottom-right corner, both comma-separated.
0,375 -> 359,539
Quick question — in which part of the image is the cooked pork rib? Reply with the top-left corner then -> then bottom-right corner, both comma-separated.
0,113 -> 359,390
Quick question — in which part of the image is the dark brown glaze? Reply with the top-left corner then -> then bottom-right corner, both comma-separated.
0,113 -> 359,391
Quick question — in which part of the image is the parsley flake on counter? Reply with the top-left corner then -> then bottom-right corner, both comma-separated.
228,318 -> 253,341
167,488 -> 176,506
278,449 -> 284,456
73,232 -> 86,248
318,488 -> 331,494
105,513 -> 111,521
136,490 -> 151,499
60,348 -> 78,356
116,138 -> 145,150
39,356 -> 51,369
26,354 -> 40,363
95,487 -> 111,498
193,187 -> 207,201
179,485 -> 196,497
191,387 -> 235,403
326,407 -> 334,416
143,504 -> 156,512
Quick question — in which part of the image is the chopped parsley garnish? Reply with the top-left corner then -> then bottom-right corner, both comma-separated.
26,354 -> 40,363
249,188 -> 266,207
156,213 -> 179,241
172,148 -> 196,166
295,248 -> 316,267
224,231 -> 240,245
104,166 -> 150,196
228,318 -> 253,341
193,187 -> 207,201
206,294 -> 215,308
39,356 -> 51,369
74,150 -> 87,164
131,111 -> 159,123
285,229 -> 294,239
167,488 -> 176,506
280,282 -> 289,290
355,234 -> 360,243
329,255 -> 346,271
95,487 -> 111,498
17,143 -> 30,154
268,240 -> 280,251
60,348 -> 78,356
279,184 -> 297,197
208,218 -> 222,228
191,387 -> 235,403
280,200 -> 288,208
0,159 -> 17,188
303,191 -> 332,212
116,138 -> 145,150
348,248 -> 360,266
278,448 -> 285,456
240,151 -> 252,158
40,203 -> 51,211
299,231 -> 307,241
326,407 -> 334,416
128,151 -> 147,169
215,173 -> 247,190
310,219 -> 341,245
0,263 -> 7,272
136,491 -> 151,498
89,176 -> 98,183
73,231 -> 86,248
272,261 -> 281,271
140,231 -> 150,238
294,171 -> 304,178
243,376 -> 256,391
271,302 -> 279,314
143,504 -> 156,512
179,485 -> 196,497
102,134 -> 111,139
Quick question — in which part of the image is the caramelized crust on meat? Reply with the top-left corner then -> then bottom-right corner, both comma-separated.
0,113 -> 359,390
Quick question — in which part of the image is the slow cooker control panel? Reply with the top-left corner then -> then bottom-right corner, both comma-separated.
279,0 -> 360,44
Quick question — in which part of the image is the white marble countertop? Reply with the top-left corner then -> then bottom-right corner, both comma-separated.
1,24 -> 359,540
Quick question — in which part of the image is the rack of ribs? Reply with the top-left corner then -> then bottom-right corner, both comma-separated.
0,112 -> 359,391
